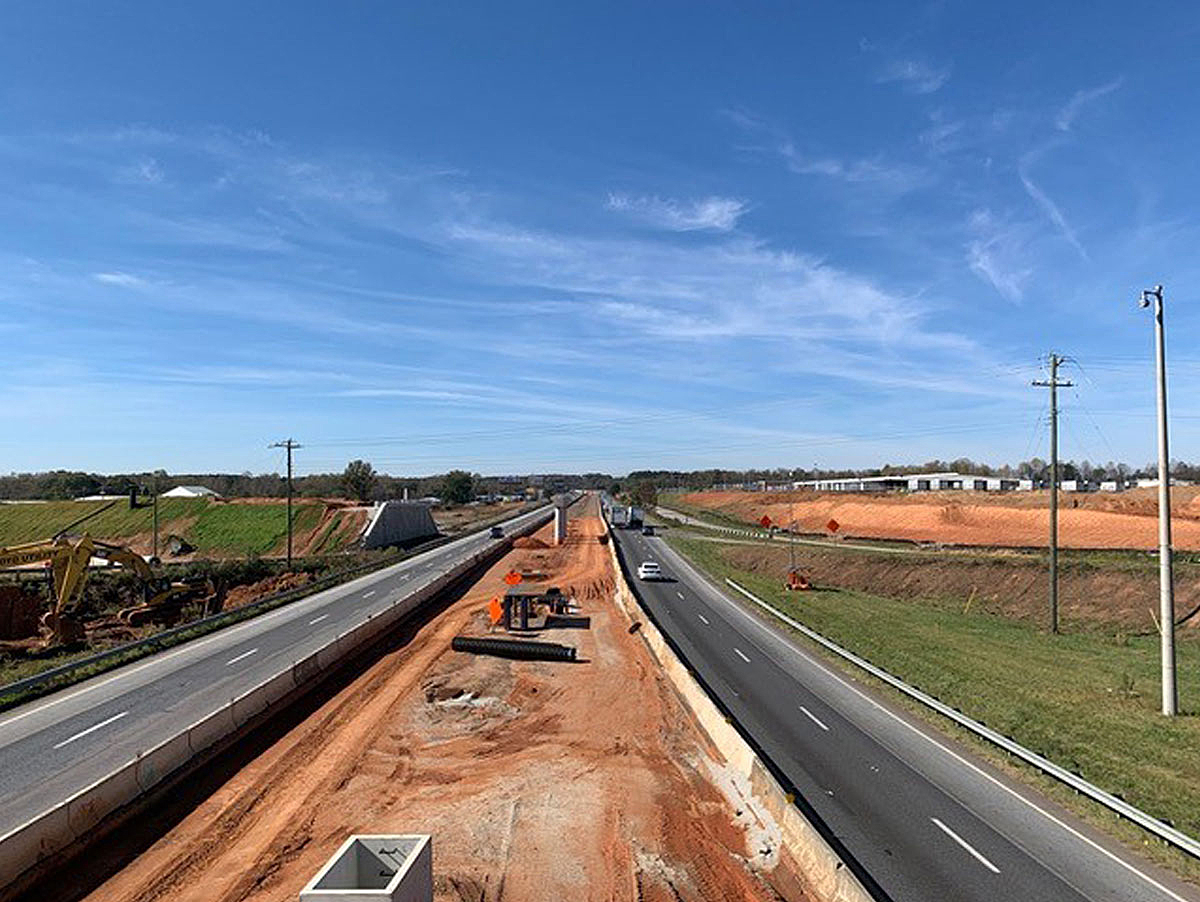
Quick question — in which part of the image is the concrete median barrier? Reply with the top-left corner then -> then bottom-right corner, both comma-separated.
0,806 -> 73,883
186,703 -> 237,757
232,670 -> 295,727
603,518 -> 874,902
66,765 -> 140,839
293,650 -> 322,685
135,732 -> 191,793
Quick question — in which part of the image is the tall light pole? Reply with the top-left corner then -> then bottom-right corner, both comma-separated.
1140,285 -> 1177,716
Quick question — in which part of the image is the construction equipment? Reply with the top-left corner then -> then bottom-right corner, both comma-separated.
0,535 -> 223,646
784,568 -> 812,591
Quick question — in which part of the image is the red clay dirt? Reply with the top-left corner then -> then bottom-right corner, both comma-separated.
80,498 -> 808,902
679,487 -> 1200,551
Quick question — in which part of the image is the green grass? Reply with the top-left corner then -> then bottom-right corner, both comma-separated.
667,533 -> 1200,881
0,498 -> 331,557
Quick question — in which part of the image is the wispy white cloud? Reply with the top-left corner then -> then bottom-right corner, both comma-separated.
965,209 -> 1032,302
93,271 -> 149,288
116,157 -> 165,184
778,144 -> 927,191
723,109 -> 927,194
1018,153 -> 1088,260
876,59 -> 951,94
1056,78 -> 1123,131
605,193 -> 748,231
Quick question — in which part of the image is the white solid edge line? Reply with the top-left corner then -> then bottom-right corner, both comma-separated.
799,704 -> 830,732
0,507 -> 550,731
224,648 -> 259,667
308,614 -> 329,625
710,579 -> 1195,902
733,647 -> 751,663
52,710 -> 128,750
932,817 -> 1001,874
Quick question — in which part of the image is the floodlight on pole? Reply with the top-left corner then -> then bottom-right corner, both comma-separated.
1139,284 -> 1177,716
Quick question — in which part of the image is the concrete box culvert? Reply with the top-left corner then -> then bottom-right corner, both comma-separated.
300,834 -> 432,902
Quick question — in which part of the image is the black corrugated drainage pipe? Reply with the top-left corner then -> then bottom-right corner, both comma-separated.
451,636 -> 577,662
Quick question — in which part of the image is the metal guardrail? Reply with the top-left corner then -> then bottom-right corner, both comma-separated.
0,506 -> 547,711
724,577 -> 1200,861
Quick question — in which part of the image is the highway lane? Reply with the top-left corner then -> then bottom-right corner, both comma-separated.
613,524 -> 1198,902
0,505 -> 551,838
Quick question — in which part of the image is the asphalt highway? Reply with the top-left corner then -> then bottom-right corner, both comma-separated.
612,523 -> 1199,902
0,505 -> 551,840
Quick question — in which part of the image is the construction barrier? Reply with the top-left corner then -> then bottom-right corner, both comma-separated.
135,732 -> 191,793
0,509 -> 553,901
602,515 -> 875,902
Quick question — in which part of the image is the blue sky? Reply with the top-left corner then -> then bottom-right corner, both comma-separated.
3,1 -> 1199,477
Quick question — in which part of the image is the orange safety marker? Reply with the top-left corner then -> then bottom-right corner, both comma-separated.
488,596 -> 503,625
504,570 -> 522,586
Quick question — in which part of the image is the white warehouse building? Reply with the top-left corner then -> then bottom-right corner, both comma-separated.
791,471 -> 1032,493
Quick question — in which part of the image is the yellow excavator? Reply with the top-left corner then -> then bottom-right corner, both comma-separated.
0,535 -> 224,647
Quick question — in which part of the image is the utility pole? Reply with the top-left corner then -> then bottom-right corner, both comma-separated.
1033,354 -> 1072,634
152,472 -> 159,561
1140,285 -> 1177,716
269,439 -> 302,570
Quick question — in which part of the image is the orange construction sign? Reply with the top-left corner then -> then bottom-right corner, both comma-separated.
504,570 -> 522,586
759,515 -> 772,528
826,518 -> 840,533
488,597 -> 503,625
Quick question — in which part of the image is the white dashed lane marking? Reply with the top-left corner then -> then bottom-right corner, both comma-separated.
225,648 -> 259,667
53,711 -> 129,749
799,705 -> 830,732
931,817 -> 1001,874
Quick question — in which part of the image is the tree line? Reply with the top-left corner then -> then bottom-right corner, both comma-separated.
0,467 -> 616,502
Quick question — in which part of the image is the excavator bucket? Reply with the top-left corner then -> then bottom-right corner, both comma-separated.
39,610 -> 87,647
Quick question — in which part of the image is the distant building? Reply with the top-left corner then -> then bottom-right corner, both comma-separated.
161,485 -> 221,499
788,472 -> 1033,493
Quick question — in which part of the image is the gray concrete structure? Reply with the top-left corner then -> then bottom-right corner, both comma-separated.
301,835 -> 432,902
361,502 -> 439,549
553,505 -> 567,545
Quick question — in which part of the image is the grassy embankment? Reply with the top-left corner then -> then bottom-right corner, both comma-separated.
664,527 -> 1200,881
0,498 -> 329,556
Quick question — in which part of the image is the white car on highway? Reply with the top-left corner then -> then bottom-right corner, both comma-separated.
636,561 -> 663,581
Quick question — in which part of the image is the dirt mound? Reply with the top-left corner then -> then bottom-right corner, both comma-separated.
223,572 -> 313,611
0,585 -> 42,639
680,489 -> 1200,550
512,536 -> 549,549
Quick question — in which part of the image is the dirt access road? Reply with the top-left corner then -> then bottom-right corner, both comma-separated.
79,498 -> 806,902
679,487 -> 1200,550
